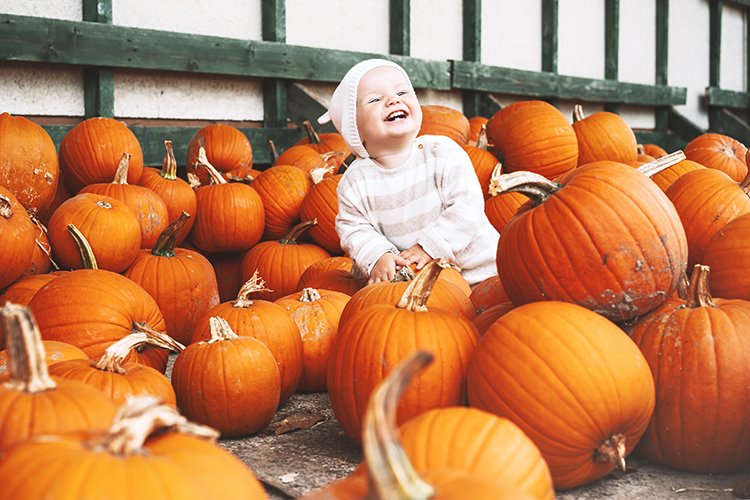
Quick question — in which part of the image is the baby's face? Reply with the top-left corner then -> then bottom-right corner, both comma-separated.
356,66 -> 422,157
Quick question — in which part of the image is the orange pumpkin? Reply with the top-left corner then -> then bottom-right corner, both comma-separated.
469,274 -> 509,315
471,302 -> 514,335
649,159 -> 705,192
296,255 -> 354,288
0,187 -> 37,290
461,126 -> 500,200
0,339 -> 87,383
641,143 -> 668,158
467,301 -> 655,489
203,250 -> 246,303
467,116 -> 489,146
173,317 -> 280,436
299,268 -> 367,296
418,104 -> 471,145
571,104 -> 637,165
298,171 -> 343,254
484,164 -> 527,234
684,133 -> 748,182
58,117 -> 143,192
252,164 -> 313,240
0,271 -> 65,307
296,119 -> 351,161
20,222 -> 53,278
704,212 -> 750,300
186,123 -> 253,186
0,112 -> 59,214
275,144 -> 344,174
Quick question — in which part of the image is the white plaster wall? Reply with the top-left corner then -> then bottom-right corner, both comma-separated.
410,0 -> 463,62
722,4 -> 745,92
618,0 -> 656,130
0,62 -> 84,116
558,0 -> 605,80
481,0 -> 542,72
0,0 -> 81,20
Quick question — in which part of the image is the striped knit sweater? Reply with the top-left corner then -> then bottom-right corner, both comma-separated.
335,135 -> 500,285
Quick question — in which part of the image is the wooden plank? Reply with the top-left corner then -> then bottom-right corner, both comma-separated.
390,0 -> 410,56
82,0 -> 114,118
667,108 -> 704,142
541,0 -> 558,73
0,14 -> 450,90
462,0 -> 482,117
286,83 -> 336,134
44,125 -> 303,167
706,86 -> 750,109
655,0 -> 670,131
451,60 -> 686,105
712,109 -> 750,144
709,0 -> 722,87
604,0 -> 619,113
262,0 -> 288,128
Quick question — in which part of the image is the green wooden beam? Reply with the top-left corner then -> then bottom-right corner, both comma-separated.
706,86 -> 750,108
667,108 -> 704,142
286,83 -> 336,133
462,0 -> 483,117
541,0 -> 558,73
634,130 -> 687,151
262,0 -> 288,128
727,0 -> 750,9
604,0 -> 619,113
711,108 -> 750,144
82,0 -> 114,118
390,0 -> 410,56
0,14 -> 450,89
43,125 -> 302,167
451,60 -> 686,105
655,0 -> 669,130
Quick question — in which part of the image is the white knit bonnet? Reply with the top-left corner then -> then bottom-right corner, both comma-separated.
317,58 -> 414,159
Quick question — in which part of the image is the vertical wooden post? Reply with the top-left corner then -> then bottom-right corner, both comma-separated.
462,0 -> 483,117
542,0 -> 559,74
655,0 -> 669,131
604,0 -> 620,113
82,0 -> 114,118
262,0 -> 288,128
390,0 -> 410,56
708,0 -> 722,130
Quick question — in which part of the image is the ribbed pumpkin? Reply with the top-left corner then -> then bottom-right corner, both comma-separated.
467,116 -> 489,146
0,112 -> 59,214
275,145 -> 345,174
496,163 -> 688,321
20,223 -> 53,278
630,265 -> 750,472
191,273 -> 303,403
684,132 -> 748,182
299,268 -> 368,296
0,303 -> 117,452
0,271 -> 64,307
49,329 -> 182,406
58,117 -> 143,192
296,255 -> 354,288
124,213 -> 220,345
487,100 -> 578,179
641,143 -> 668,158
47,193 -> 142,272
418,104 -> 471,145
138,140 -> 198,245
462,126 -> 500,199
703,213 -> 750,299
571,104 -> 638,165
0,187 -> 37,290
666,167 -> 750,268
0,396 -> 267,500
296,120 -> 351,161
298,170 -> 343,254
328,261 -> 479,443
467,301 -> 655,489
79,152 -> 170,249
0,339 -> 87,383
173,317 -> 280,436
186,123 -> 253,186
252,163 -> 313,240
275,287 -> 350,392
38,178 -> 72,225
203,250 -> 246,303
189,147 -> 265,253
649,159 -> 705,192
472,302 -> 515,335
469,274 -> 509,315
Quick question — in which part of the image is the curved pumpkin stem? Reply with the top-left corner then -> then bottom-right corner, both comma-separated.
95,395 -> 219,456
233,270 -> 274,308
572,104 -> 585,123
268,140 -> 279,164
299,288 -> 322,302
67,223 -> 98,270
594,433 -> 627,472
160,140 -> 178,181
0,303 -> 57,393
279,219 -> 318,245
486,163 -> 505,197
151,211 -> 190,258
112,152 -> 133,184
685,264 -> 716,309
196,146 -> 228,185
636,144 -> 646,155
95,328 -> 185,374
363,350 -> 436,500
490,171 -> 561,207
396,260 -> 449,312
0,194 -> 12,219
476,124 -> 489,150
302,120 -> 322,144
636,150 -> 686,178
206,316 -> 240,343
311,164 -> 336,184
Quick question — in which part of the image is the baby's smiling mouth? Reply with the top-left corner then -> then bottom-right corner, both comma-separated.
385,110 -> 408,122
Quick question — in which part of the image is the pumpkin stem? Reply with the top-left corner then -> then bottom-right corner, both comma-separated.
66,223 -> 98,270
94,395 -> 219,456
268,140 -> 279,164
299,287 -> 322,302
594,433 -> 627,472
205,316 -> 240,343
636,150 -> 686,178
0,194 -> 12,219
302,120 -> 322,144
396,260 -> 448,312
94,327 -> 184,374
0,303 -> 57,393
363,350 -> 436,500
112,152 -> 133,184
160,140 -> 178,181
572,104 -> 585,123
151,211 -> 190,258
279,218 -> 318,245
187,172 -> 202,189
233,270 -> 274,308
486,163 -> 505,197
636,144 -> 646,155
196,146 -> 228,185
685,264 -> 716,309
338,153 -> 357,174
490,171 -> 561,207
477,124 -> 489,150
392,265 -> 416,282
311,164 -> 336,184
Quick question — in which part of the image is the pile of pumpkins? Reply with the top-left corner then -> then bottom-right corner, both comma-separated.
0,99 -> 749,498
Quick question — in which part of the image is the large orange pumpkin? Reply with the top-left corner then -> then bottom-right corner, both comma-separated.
58,117 -> 143,192
684,132 -> 747,182
462,126 -> 500,199
703,212 -> 750,300
418,104 -> 471,145
252,164 -> 313,240
571,104 -> 637,166
484,164 -> 527,234
298,171 -> 343,254
186,123 -> 253,186
0,187 -> 37,290
296,120 -> 350,161
467,301 -> 655,489
649,159 -> 705,192
0,112 -> 59,214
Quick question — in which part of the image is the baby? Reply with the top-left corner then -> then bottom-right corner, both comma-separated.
318,59 -> 499,286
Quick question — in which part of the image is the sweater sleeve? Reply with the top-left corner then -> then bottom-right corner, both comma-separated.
336,173 -> 399,275
416,141 -> 488,262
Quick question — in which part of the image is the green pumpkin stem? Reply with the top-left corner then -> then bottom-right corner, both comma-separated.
196,147 -> 228,185
67,223 -> 98,270
160,140 -> 178,181
685,264 -> 716,309
268,140 -> 279,164
279,219 -> 318,245
594,433 -> 627,472
488,171 -> 560,207
95,327 -> 184,374
151,212 -> 190,258
363,350 -> 436,500
0,303 -> 57,393
302,120 -> 322,144
396,260 -> 448,312
112,152 -> 133,184
636,150 -> 686,178
205,316 -> 240,343
233,270 -> 274,308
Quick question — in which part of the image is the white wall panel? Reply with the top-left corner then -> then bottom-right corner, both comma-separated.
0,1 -> 80,20
0,63 -> 84,116
481,0 -> 542,71
669,0 -> 709,129
721,4 -> 746,92
558,0 -> 605,79
410,0 -> 463,61
619,0 -> 655,85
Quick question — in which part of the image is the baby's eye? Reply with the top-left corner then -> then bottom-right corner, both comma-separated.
367,97 -> 381,104
397,91 -> 408,96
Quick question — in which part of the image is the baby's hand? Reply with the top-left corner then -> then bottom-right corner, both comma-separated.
399,244 -> 434,270
369,252 -> 409,285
